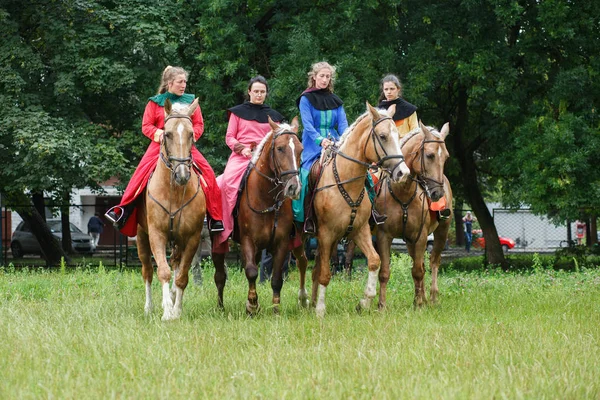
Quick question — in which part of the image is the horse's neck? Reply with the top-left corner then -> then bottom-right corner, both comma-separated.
336,121 -> 370,181
248,145 -> 278,204
389,175 -> 419,201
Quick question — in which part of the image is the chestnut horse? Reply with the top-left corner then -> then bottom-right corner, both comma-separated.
374,122 -> 452,308
136,99 -> 206,320
212,118 -> 303,314
291,103 -> 410,317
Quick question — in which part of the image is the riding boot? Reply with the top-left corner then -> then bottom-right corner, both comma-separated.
438,208 -> 451,221
105,204 -> 134,230
304,217 -> 316,236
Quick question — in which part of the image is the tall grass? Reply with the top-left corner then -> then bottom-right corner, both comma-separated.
1,255 -> 599,399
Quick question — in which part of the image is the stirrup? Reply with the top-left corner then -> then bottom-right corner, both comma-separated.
105,206 -> 125,225
209,220 -> 224,233
304,218 -> 316,235
372,209 -> 387,225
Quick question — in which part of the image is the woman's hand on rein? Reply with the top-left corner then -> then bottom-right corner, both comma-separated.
242,147 -> 253,158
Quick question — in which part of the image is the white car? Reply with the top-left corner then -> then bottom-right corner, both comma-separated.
392,233 -> 436,253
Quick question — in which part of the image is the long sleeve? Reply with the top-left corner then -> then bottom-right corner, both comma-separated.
225,113 -> 241,151
192,104 -> 204,142
299,96 -> 323,145
141,102 -> 160,141
406,111 -> 418,132
336,106 -> 349,137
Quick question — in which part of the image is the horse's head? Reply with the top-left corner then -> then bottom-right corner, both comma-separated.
402,121 -> 450,201
267,116 -> 303,199
365,102 -> 410,182
162,98 -> 199,186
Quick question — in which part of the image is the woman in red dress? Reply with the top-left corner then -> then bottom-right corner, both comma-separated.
105,66 -> 223,236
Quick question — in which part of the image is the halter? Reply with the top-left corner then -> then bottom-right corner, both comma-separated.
412,137 -> 446,199
245,129 -> 300,248
159,114 -> 194,175
316,115 -> 405,237
149,112 -> 200,248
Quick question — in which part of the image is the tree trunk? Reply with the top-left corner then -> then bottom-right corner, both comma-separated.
17,208 -> 71,267
453,86 -> 507,267
60,190 -> 74,254
31,192 -> 46,222
454,199 -> 464,247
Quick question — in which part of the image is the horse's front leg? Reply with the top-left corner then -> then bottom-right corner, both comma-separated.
269,243 -> 290,314
353,224 -> 381,312
375,231 -> 392,311
314,235 -> 334,318
291,237 -> 309,308
407,244 -> 427,308
149,233 -> 175,320
241,239 -> 260,315
137,228 -> 154,315
171,235 -> 201,319
211,251 -> 227,310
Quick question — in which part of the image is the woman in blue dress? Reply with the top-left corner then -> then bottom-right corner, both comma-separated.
292,61 -> 348,234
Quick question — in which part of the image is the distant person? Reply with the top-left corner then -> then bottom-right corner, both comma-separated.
463,211 -> 476,253
576,220 -> 586,245
87,212 -> 105,247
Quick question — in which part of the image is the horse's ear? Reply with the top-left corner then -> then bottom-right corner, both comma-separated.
439,122 -> 450,139
419,120 -> 428,135
290,116 -> 299,133
386,104 -> 396,117
268,116 -> 280,131
187,98 -> 199,116
366,101 -> 380,119
164,98 -> 172,115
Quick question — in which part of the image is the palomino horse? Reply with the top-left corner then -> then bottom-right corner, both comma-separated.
374,122 -> 452,308
291,103 -> 410,317
212,118 -> 303,314
136,99 -> 206,320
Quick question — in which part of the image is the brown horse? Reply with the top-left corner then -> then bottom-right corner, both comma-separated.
374,122 -> 452,308
212,118 -> 303,314
136,99 -> 206,320
291,103 -> 410,317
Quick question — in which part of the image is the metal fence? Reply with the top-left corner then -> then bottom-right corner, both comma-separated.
1,204 -> 591,266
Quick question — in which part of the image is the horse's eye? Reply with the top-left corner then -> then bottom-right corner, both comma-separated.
426,153 -> 435,160
277,147 -> 285,153
164,131 -> 171,139
379,134 -> 387,141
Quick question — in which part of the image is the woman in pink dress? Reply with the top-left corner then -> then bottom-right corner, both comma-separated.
212,76 -> 285,253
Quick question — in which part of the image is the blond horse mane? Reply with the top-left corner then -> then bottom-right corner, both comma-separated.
399,125 -> 443,148
250,122 -> 295,164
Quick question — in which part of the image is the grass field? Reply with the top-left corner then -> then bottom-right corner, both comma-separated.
1,255 -> 599,399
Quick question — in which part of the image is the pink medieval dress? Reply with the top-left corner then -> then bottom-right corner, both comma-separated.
212,104 -> 284,254
115,97 -> 223,237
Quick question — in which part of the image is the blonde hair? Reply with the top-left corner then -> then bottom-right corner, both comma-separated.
307,61 -> 336,92
157,66 -> 189,94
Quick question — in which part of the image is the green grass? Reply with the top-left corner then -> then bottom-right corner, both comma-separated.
1,255 -> 599,399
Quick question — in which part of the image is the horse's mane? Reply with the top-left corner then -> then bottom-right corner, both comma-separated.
337,107 -> 394,151
250,122 -> 295,164
399,125 -> 442,147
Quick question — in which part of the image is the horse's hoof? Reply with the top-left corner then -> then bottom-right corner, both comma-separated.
272,305 -> 280,315
298,299 -> 309,308
359,298 -> 372,310
246,300 -> 259,315
378,302 -> 386,312
144,306 -> 153,315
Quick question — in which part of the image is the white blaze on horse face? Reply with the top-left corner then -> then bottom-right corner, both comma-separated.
177,122 -> 185,155
289,136 -> 298,171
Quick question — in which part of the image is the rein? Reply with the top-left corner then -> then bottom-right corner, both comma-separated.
315,115 -> 404,237
413,138 -> 446,198
245,130 -> 300,248
148,112 -> 200,248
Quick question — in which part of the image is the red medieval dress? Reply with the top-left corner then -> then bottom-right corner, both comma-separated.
115,96 -> 223,237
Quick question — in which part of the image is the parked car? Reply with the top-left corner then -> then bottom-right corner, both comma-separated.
10,219 -> 95,258
472,229 -> 515,253
392,233 -> 437,253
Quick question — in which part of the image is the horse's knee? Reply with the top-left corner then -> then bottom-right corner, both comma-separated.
245,264 -> 258,281
157,269 -> 171,283
175,272 -> 189,289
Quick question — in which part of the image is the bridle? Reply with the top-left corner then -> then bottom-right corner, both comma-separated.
159,113 -> 194,174
245,129 -> 301,248
411,137 -> 446,199
315,115 -> 406,237
148,112 -> 200,248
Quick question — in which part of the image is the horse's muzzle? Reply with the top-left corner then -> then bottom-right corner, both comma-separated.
174,165 -> 191,186
285,176 -> 301,200
390,160 -> 411,183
